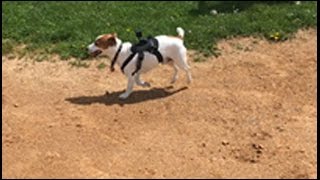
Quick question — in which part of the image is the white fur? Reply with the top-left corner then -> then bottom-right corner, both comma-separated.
88,27 -> 192,99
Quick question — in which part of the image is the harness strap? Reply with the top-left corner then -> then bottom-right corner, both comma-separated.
151,50 -> 163,63
147,38 -> 163,63
121,53 -> 136,73
110,44 -> 122,72
131,52 -> 144,76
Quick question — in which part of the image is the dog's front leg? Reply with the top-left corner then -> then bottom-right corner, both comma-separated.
119,76 -> 135,99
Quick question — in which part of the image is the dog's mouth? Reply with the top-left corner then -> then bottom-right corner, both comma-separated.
90,50 -> 102,57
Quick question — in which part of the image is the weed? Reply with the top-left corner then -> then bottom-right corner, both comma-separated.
97,62 -> 107,70
68,60 -> 90,68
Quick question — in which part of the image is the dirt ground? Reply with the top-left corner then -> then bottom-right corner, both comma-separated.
2,29 -> 317,178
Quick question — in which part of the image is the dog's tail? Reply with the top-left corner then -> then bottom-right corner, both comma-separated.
176,27 -> 185,39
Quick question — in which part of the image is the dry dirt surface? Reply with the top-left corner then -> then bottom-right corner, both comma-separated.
2,29 -> 317,178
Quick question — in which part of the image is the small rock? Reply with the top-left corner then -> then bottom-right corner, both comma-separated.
13,103 -> 19,108
250,159 -> 257,163
45,151 -> 61,159
76,123 -> 82,128
252,143 -> 263,150
276,126 -> 285,132
222,140 -> 229,146
202,143 -> 206,147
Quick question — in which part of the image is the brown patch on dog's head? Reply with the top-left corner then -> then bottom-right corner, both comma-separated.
94,34 -> 117,49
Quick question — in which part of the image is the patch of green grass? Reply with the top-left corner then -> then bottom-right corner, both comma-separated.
68,60 -> 90,68
194,52 -> 207,62
2,39 -> 16,55
34,53 -> 49,62
97,62 -> 107,70
2,1 -> 317,60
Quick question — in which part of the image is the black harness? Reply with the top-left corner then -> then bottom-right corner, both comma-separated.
110,31 -> 163,76
121,37 -> 163,75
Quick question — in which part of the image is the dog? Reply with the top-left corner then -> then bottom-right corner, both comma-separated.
87,27 -> 192,99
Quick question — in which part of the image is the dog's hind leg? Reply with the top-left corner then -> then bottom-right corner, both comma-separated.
170,63 -> 179,84
119,76 -> 135,99
184,65 -> 192,84
134,73 -> 151,87
175,55 -> 192,84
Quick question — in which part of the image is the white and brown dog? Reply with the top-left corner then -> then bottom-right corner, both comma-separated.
87,27 -> 192,99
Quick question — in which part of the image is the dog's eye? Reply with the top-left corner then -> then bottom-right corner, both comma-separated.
94,41 -> 99,46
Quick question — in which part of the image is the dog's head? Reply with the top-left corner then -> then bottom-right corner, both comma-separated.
87,33 -> 118,57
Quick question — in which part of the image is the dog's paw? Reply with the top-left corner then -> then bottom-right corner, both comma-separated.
119,93 -> 129,100
137,81 -> 151,88
143,82 -> 151,87
187,77 -> 192,84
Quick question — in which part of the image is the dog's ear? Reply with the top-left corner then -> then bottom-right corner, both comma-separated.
106,36 -> 116,46
95,34 -> 117,49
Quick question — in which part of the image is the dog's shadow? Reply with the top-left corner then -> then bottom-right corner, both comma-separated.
65,86 -> 188,106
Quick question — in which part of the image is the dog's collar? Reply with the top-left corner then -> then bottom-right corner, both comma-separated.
110,44 -> 123,72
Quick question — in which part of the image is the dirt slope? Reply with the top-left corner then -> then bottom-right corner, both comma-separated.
2,29 -> 317,178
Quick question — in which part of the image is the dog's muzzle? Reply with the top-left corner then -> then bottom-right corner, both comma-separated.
89,49 -> 102,57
